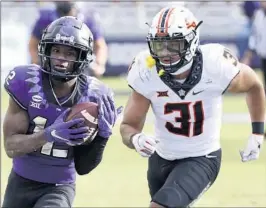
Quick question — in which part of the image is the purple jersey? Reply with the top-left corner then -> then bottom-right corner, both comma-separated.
4,64 -> 109,184
32,10 -> 103,41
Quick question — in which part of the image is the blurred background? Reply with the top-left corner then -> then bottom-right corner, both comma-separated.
1,1 -> 262,79
1,1 -> 266,207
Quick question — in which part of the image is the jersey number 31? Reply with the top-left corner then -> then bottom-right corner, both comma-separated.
164,101 -> 204,137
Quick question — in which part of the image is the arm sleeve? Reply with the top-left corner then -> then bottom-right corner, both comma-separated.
218,48 -> 240,94
73,135 -> 108,175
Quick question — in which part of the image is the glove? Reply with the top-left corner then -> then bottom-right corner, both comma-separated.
97,95 -> 123,138
131,133 -> 159,157
85,85 -> 123,138
239,134 -> 263,162
44,108 -> 90,146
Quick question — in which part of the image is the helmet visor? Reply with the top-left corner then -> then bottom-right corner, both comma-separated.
149,38 -> 186,65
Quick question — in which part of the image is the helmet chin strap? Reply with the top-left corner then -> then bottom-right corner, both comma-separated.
50,68 -> 75,82
163,59 -> 193,76
170,60 -> 193,75
51,75 -> 73,83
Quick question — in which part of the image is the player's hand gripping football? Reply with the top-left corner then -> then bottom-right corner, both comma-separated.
96,95 -> 123,138
131,133 -> 159,157
86,85 -> 123,138
240,134 -> 263,162
44,108 -> 90,146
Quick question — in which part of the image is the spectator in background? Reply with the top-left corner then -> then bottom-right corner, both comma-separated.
29,1 -> 108,77
242,1 -> 260,28
241,1 -> 266,87
241,1 -> 266,138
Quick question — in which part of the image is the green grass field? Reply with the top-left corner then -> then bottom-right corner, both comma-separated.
1,76 -> 266,207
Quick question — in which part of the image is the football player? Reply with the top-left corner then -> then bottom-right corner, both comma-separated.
120,6 -> 265,207
3,16 -> 120,208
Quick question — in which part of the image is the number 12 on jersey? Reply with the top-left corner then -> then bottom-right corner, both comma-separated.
33,116 -> 68,158
164,101 -> 204,137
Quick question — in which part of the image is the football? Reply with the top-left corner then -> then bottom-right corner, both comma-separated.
66,102 -> 99,143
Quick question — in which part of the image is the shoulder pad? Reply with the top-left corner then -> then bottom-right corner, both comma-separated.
90,77 -> 113,96
200,43 -> 238,67
4,64 -> 42,109
127,50 -> 155,98
79,76 -> 114,104
200,44 -> 240,93
200,43 -> 224,60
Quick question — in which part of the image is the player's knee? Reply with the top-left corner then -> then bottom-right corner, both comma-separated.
150,201 -> 165,208
152,186 -> 190,208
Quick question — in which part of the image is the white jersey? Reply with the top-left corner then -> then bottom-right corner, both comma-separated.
127,43 -> 240,160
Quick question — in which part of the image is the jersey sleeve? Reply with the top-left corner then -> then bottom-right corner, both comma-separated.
127,51 -> 153,99
81,76 -> 115,104
4,66 -> 30,110
215,45 -> 240,94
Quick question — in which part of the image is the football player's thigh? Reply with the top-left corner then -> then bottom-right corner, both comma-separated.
152,149 -> 222,207
2,169 -> 42,208
33,183 -> 76,208
147,151 -> 176,198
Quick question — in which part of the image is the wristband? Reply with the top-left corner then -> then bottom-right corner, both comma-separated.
129,133 -> 139,147
252,122 -> 264,135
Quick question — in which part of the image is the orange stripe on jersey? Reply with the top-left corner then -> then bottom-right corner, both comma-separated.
164,8 -> 175,34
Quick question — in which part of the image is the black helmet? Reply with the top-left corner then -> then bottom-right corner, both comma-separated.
38,16 -> 93,81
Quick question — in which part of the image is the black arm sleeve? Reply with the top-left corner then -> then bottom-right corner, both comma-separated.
73,135 -> 108,175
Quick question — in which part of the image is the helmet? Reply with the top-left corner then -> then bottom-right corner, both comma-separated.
38,16 -> 93,81
147,6 -> 202,75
